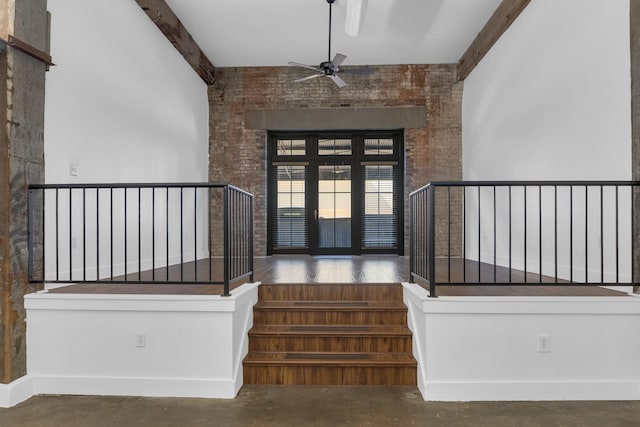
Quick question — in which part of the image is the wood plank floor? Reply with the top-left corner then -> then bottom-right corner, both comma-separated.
48,255 -> 630,297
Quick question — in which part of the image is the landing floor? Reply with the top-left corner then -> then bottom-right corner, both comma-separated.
48,256 -> 629,297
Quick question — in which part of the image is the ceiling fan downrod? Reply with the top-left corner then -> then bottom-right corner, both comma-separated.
327,0 -> 335,63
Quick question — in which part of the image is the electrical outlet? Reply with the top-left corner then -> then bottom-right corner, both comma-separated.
537,334 -> 551,353
136,332 -> 146,348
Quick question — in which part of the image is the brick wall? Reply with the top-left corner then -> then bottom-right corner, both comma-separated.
208,64 -> 462,256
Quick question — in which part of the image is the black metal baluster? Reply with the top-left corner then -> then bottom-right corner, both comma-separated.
493,186 -> 497,283
138,188 -> 141,281
615,185 -> 619,283
554,185 -> 557,283
539,185 -> 542,284
164,186 -> 170,282
478,186 -> 481,283
600,185 -> 604,284
152,187 -> 155,281
83,188 -> 86,281
448,186 -> 451,284
96,188 -> 99,281
208,186 -> 212,282
428,185 -> 436,297
110,188 -> 113,281
180,187 -> 184,282
570,186 -> 573,282
55,188 -> 59,281
462,186 -> 466,283
124,188 -> 128,280
585,186 -> 588,283
508,186 -> 512,282
194,187 -> 198,281
69,188 -> 72,281
223,185 -> 230,296
524,186 -> 527,284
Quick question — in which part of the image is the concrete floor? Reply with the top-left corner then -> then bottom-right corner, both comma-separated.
1,386 -> 639,427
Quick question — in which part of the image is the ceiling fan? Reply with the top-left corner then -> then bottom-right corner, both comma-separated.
288,0 -> 374,88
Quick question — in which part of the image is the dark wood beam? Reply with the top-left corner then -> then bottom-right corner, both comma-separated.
631,0 -> 640,293
135,0 -> 215,84
457,0 -> 531,81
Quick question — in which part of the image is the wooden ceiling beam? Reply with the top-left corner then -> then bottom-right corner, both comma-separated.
457,0 -> 531,81
135,0 -> 215,85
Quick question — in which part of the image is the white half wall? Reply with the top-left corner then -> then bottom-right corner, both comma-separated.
403,283 -> 640,401
461,0 -> 632,280
24,283 -> 258,400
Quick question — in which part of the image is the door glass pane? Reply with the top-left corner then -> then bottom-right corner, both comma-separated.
318,139 -> 352,156
318,165 -> 351,248
363,165 -> 396,248
275,165 -> 307,248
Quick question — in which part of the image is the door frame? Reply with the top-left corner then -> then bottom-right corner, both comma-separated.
267,130 -> 404,256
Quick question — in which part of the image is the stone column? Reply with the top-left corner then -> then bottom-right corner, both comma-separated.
0,0 -> 47,383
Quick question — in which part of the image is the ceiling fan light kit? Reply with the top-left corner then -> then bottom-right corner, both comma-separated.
287,0 -> 374,88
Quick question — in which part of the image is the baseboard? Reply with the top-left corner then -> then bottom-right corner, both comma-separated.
423,380 -> 640,401
33,375 -> 239,399
0,376 -> 34,408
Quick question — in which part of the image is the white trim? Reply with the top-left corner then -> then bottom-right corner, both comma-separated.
0,376 -> 34,408
33,375 -> 238,399
424,380 -> 640,401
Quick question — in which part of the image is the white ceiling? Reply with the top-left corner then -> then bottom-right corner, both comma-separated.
164,0 -> 503,67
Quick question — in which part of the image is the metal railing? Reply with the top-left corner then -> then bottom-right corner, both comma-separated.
27,183 -> 254,296
409,181 -> 639,297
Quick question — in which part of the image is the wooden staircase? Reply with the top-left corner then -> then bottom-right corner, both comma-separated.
243,283 -> 417,385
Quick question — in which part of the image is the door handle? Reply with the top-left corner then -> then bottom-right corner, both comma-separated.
314,209 -> 318,220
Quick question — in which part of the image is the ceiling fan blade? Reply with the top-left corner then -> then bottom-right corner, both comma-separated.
332,53 -> 347,67
340,68 -> 375,75
328,74 -> 348,88
294,74 -> 323,83
288,61 -> 322,72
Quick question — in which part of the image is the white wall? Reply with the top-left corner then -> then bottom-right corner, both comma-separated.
461,0 -> 632,282
43,0 -> 210,279
45,0 -> 208,184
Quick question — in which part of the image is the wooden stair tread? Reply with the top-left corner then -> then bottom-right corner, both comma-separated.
254,301 -> 407,310
244,351 -> 417,367
249,324 -> 412,337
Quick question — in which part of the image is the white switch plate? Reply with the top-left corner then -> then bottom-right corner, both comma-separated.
69,162 -> 78,176
537,334 -> 551,353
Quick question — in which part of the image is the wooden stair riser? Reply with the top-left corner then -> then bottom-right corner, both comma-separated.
253,310 -> 407,325
259,284 -> 403,302
243,365 -> 417,386
248,335 -> 413,353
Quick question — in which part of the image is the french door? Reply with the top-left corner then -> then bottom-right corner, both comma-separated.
268,131 -> 404,255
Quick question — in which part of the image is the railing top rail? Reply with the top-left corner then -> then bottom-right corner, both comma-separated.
410,180 -> 640,196
226,184 -> 254,198
28,182 -> 252,193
